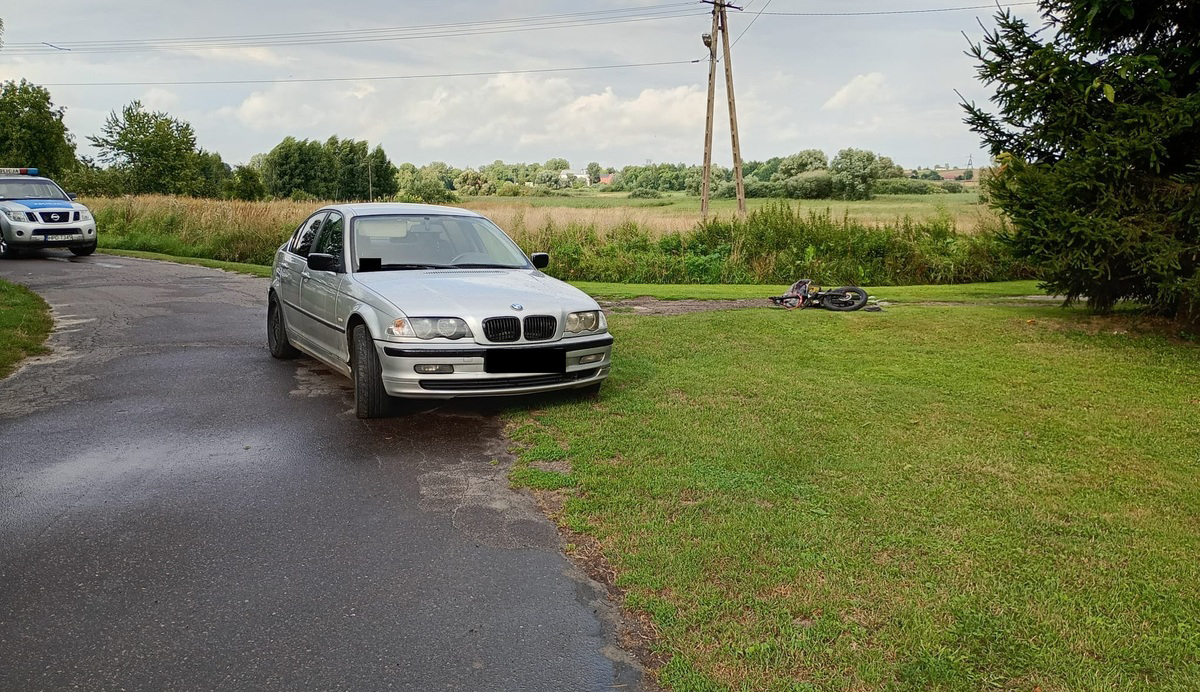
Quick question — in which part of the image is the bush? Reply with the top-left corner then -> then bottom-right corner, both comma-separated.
514,202 -> 1032,286
743,178 -> 785,198
397,177 -> 458,204
781,170 -> 833,199
874,178 -> 939,195
627,188 -> 662,199
940,181 -> 965,193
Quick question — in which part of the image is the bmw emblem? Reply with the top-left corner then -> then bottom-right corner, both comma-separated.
511,303 -> 524,311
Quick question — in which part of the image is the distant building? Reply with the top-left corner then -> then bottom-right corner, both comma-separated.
558,170 -> 591,186
598,173 -> 615,185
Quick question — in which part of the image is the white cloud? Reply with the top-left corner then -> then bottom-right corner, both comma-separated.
196,46 -> 295,67
822,72 -> 889,111
140,88 -> 180,111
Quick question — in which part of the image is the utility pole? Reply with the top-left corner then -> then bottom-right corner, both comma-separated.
719,2 -> 747,218
700,9 -> 719,218
699,1 -> 747,220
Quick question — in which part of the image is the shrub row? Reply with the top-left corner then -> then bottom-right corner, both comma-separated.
519,203 -> 1031,285
93,198 -> 1031,286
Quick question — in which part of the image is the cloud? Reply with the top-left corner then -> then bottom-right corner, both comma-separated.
520,84 -> 707,152
194,46 -> 295,67
822,72 -> 889,111
140,88 -> 180,111
215,73 -> 731,165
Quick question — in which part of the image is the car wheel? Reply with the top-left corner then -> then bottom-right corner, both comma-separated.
267,297 -> 300,360
70,245 -> 96,257
576,381 -> 603,398
0,237 -> 17,259
351,323 -> 390,419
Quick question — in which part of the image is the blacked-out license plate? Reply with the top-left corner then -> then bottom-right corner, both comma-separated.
485,348 -> 566,374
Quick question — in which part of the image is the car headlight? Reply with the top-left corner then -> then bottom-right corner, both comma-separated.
78,209 -> 94,222
1,208 -> 33,222
386,317 -> 472,340
565,310 -> 606,334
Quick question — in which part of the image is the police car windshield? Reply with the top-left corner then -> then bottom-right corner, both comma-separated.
0,179 -> 68,201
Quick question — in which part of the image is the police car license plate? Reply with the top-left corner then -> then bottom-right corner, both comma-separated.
46,234 -> 78,242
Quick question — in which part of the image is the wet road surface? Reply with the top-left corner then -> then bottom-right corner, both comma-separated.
0,253 -> 646,691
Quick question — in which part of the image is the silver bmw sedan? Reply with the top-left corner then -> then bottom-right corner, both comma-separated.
268,203 -> 612,418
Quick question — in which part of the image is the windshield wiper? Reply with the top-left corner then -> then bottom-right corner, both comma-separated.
376,263 -> 454,270
450,263 -> 523,269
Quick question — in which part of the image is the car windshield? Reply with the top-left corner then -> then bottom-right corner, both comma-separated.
352,214 -> 531,271
0,179 -> 68,201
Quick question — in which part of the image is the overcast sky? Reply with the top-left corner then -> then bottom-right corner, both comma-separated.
0,1 -> 1042,170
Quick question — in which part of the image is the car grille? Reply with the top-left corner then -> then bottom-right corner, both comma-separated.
482,316 -> 520,342
38,211 -> 71,223
419,369 -> 598,391
522,315 -> 556,341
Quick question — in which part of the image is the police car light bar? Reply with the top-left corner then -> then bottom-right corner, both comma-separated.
0,168 -> 40,176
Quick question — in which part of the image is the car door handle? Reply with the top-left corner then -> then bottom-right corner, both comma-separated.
301,271 -> 311,280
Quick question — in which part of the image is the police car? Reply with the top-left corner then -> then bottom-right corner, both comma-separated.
0,168 -> 98,258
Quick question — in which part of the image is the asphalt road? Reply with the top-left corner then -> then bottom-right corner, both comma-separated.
0,253 -> 647,691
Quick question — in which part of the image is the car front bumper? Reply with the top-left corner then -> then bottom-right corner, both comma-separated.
3,221 -> 98,249
376,334 -> 612,399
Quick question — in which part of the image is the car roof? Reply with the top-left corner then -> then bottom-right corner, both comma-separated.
336,202 -> 482,218
0,176 -> 55,183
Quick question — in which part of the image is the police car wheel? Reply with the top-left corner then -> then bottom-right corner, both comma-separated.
0,238 -> 17,259
70,245 -> 96,257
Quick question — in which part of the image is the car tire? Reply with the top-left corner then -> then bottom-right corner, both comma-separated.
267,297 -> 300,360
70,245 -> 96,257
351,323 -> 390,419
576,381 -> 603,398
0,237 -> 17,259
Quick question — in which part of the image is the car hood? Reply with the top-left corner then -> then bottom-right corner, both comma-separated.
354,269 -> 599,317
0,199 -> 86,211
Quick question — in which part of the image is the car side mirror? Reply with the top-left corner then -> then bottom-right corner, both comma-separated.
67,192 -> 78,201
530,252 -> 549,269
307,253 -> 339,273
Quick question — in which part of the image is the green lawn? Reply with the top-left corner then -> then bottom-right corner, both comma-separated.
508,303 -> 1200,691
0,278 -> 52,378
573,280 -> 1045,303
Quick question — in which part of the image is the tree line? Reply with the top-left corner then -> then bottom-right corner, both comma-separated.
1,79 -> 946,204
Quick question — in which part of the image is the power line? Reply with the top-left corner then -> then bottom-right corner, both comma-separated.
2,4 -> 706,55
730,0 -> 775,49
5,2 -> 700,47
758,2 -> 1037,17
37,59 -> 702,88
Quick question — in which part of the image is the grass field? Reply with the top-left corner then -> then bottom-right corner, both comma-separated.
508,301 -> 1200,691
87,194 -> 1020,286
0,278 -> 52,378
462,191 -> 992,235
573,279 -> 1045,303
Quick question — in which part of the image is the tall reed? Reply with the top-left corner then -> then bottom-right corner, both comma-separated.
88,196 -> 1030,285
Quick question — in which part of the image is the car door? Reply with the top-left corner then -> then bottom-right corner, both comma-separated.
278,212 -> 326,347
300,210 -> 347,362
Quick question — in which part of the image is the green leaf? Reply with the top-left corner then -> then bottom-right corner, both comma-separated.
1102,83 -> 1115,103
